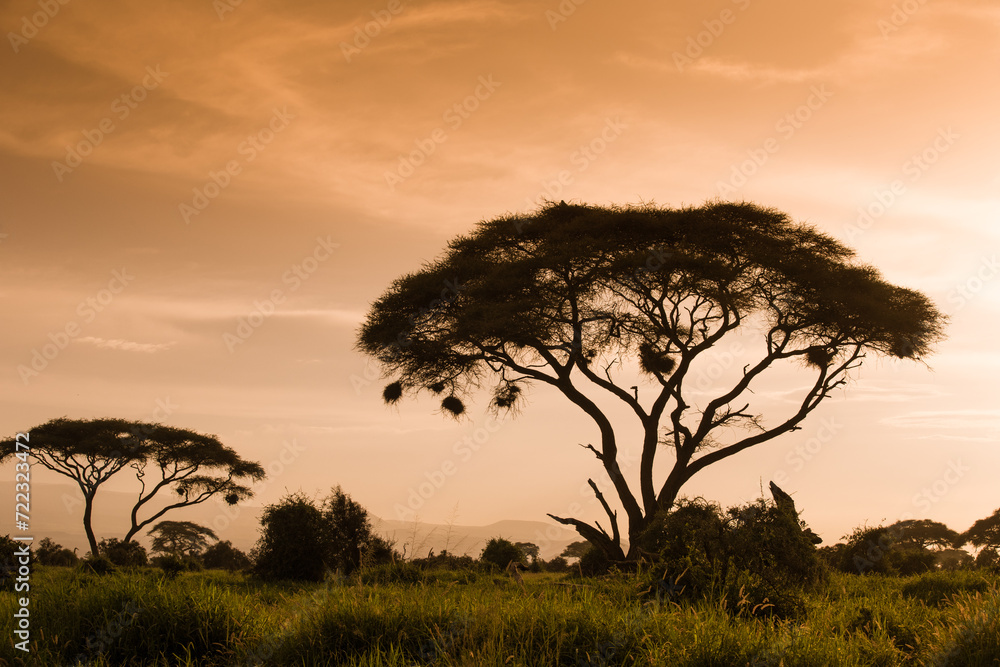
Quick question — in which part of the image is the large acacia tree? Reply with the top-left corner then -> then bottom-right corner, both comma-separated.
358,202 -> 945,560
1,418 -> 265,556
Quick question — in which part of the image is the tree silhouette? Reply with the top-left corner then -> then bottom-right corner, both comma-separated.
560,541 -> 590,560
961,507 -> 1000,551
514,541 -> 540,563
148,520 -> 218,558
886,519 -> 961,550
358,202 -> 946,559
0,418 -> 264,555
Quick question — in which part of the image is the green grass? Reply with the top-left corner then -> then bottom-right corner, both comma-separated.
1,566 -> 998,665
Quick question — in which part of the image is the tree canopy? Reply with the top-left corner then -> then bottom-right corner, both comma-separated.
148,520 -> 218,558
358,201 -> 946,559
962,507 -> 1000,550
1,418 -> 264,556
886,519 -> 962,550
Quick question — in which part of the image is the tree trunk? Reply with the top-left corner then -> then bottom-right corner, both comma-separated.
82,491 -> 99,556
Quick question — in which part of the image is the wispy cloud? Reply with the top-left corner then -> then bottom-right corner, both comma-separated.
75,337 -> 176,353
881,409 -> 1000,432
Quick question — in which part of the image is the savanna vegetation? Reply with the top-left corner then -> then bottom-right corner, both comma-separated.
4,203 -> 995,664
2,489 -> 999,665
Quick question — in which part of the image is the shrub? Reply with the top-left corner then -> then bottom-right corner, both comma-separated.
320,486 -> 395,574
202,540 -> 251,571
0,534 -> 25,591
252,492 -> 326,581
578,545 -> 613,577
975,548 -> 999,571
545,556 -> 569,572
725,498 -> 825,590
156,554 -> 187,578
253,488 -> 397,581
99,538 -> 147,568
79,555 -> 115,575
643,498 -> 728,595
639,495 -> 823,614
480,537 -> 524,571
834,526 -> 935,576
35,537 -> 78,567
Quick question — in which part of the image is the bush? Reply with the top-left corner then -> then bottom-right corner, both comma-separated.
252,492 -> 327,581
253,488 -> 397,581
975,548 -> 999,571
36,537 -> 78,567
725,498 -> 826,589
0,534 -> 25,591
642,498 -> 728,595
833,526 -> 935,576
99,538 -> 148,568
202,540 -> 251,571
320,486 -> 395,574
156,554 -> 188,578
577,545 -> 615,577
545,556 -> 569,572
638,495 -> 824,614
480,537 -> 524,571
79,555 -> 115,575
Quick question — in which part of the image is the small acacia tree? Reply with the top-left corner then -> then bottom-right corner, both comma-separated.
961,507 -> 1000,558
148,521 -> 218,558
0,418 -> 265,556
358,202 -> 946,559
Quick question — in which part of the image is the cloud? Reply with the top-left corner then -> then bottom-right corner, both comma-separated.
848,384 -> 948,403
881,409 -> 1000,432
75,337 -> 176,353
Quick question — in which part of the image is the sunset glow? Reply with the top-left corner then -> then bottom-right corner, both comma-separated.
3,0 -> 998,555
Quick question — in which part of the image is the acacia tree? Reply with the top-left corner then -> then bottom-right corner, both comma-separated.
961,507 -> 1000,553
358,202 -> 945,559
0,418 -> 264,556
148,520 -> 218,558
886,519 -> 961,550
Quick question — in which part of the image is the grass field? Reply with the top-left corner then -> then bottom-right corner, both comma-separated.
1,565 -> 998,666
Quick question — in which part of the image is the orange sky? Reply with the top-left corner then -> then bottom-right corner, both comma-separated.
2,0 -> 999,552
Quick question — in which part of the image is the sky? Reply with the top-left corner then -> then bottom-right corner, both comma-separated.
2,0 -> 999,554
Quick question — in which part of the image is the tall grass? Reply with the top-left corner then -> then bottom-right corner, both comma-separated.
1,565 -> 997,665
